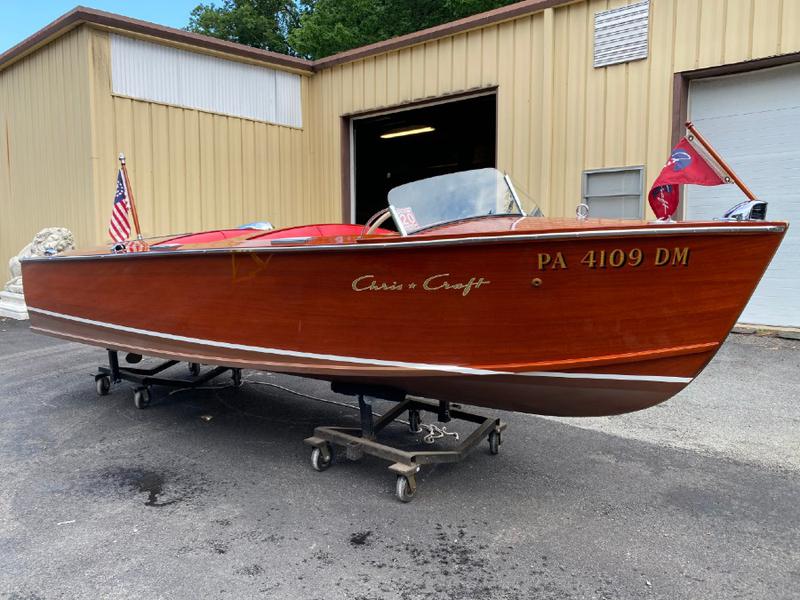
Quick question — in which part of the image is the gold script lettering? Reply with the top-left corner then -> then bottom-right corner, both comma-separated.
352,275 -> 404,291
423,273 -> 490,296
423,273 -> 451,291
354,273 -> 489,295
352,274 -> 375,291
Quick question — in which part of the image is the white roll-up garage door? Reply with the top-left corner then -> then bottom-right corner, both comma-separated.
687,63 -> 800,327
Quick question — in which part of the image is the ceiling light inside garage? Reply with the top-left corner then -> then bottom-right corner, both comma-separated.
380,126 -> 435,139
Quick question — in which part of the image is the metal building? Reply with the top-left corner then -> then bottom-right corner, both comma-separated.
1,0 -> 798,326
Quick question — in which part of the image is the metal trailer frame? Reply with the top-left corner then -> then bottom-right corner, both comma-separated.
304,383 -> 506,502
93,354 -> 505,501
94,349 -> 241,408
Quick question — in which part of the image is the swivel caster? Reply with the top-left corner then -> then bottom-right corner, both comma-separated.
95,375 -> 111,396
395,475 -> 417,503
188,362 -> 201,377
133,387 -> 151,410
488,430 -> 501,455
310,443 -> 333,471
94,375 -> 111,396
408,409 -> 421,433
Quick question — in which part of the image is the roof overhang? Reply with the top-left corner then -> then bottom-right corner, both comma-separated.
0,6 -> 314,75
0,0 -> 578,76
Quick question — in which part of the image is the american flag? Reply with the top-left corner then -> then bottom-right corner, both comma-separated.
109,169 -> 131,242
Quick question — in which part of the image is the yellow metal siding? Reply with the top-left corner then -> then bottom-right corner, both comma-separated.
86,29 -> 325,244
5,0 -> 800,271
309,0 -> 800,220
0,28 -> 94,270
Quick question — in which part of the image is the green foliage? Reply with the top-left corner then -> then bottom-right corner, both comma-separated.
290,0 -> 520,59
187,0 -> 303,55
188,0 -> 519,59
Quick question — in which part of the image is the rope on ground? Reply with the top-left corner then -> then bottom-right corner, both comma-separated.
418,423 -> 460,444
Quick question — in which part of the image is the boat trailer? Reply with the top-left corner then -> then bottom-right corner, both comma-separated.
94,349 -> 242,408
304,383 -> 506,502
93,354 -> 504,502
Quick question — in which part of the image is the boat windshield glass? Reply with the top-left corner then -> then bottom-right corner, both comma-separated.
387,168 -> 541,234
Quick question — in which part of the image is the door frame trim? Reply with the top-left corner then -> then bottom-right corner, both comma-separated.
672,51 -> 800,147
341,86 -> 499,223
671,51 -> 800,218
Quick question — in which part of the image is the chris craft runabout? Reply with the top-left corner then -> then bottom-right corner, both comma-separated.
22,168 -> 786,417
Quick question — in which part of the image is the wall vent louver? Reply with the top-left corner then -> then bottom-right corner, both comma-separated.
593,1 -> 650,68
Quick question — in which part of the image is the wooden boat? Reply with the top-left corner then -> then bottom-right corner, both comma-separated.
21,168 -> 786,416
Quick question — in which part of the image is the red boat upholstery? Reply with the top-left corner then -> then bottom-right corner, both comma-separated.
154,228 -> 259,246
154,224 -> 394,248
251,224 -> 392,239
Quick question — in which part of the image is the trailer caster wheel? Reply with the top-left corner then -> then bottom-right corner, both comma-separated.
311,444 -> 333,471
133,387 -> 151,410
188,362 -> 201,377
408,409 -> 421,433
395,475 -> 416,503
95,375 -> 111,396
488,430 -> 501,455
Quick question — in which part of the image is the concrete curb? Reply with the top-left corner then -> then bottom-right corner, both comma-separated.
732,324 -> 800,340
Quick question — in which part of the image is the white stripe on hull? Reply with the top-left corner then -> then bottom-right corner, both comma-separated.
28,307 -> 694,385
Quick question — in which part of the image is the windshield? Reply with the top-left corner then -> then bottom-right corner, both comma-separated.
387,168 -> 540,234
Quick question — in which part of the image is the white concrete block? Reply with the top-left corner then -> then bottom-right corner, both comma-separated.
0,291 -> 29,320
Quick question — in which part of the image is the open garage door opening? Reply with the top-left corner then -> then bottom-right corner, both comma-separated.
351,93 -> 497,226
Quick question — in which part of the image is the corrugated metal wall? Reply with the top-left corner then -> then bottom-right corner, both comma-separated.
308,0 -> 800,220
0,28 -> 94,271
3,0 -> 800,272
87,29 -> 327,243
110,34 -> 303,127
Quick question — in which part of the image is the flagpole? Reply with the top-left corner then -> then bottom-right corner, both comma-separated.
685,121 -> 757,201
118,153 -> 143,241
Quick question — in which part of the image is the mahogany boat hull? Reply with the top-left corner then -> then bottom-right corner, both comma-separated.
22,220 -> 786,416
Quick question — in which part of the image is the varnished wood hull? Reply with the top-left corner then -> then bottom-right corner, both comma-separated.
21,220 -> 786,416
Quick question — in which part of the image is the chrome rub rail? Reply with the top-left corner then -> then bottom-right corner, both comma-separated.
21,225 -> 786,262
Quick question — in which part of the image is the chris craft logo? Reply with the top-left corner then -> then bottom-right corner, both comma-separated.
667,149 -> 692,171
351,273 -> 490,297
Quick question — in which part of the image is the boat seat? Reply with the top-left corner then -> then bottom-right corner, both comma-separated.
153,224 -> 395,249
153,228 -> 262,246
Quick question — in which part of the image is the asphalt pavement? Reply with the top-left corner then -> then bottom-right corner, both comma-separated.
0,318 -> 798,599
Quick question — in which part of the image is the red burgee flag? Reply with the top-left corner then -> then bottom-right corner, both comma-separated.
648,137 -> 729,220
108,169 -> 132,242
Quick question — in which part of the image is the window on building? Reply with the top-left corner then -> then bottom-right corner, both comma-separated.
582,167 -> 644,219
593,0 -> 649,68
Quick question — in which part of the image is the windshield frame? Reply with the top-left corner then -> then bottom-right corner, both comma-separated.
387,168 -> 528,236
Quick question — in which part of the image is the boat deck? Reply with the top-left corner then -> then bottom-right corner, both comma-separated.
54,216 -> 787,257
